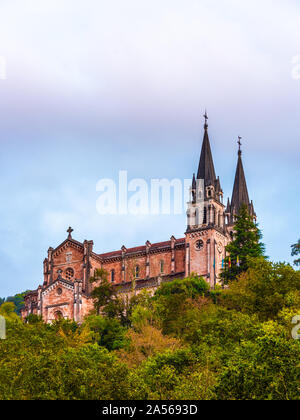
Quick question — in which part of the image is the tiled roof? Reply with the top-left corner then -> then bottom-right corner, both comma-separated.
99,238 -> 185,259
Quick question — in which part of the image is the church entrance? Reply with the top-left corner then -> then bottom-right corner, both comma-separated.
54,310 -> 64,320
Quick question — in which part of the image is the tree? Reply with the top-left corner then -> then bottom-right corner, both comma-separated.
222,258 -> 300,320
131,347 -> 216,400
0,314 -> 131,400
221,204 -> 265,284
103,288 -> 154,328
0,290 -> 31,315
215,322 -> 300,400
82,315 -> 127,351
0,302 -> 21,322
6,292 -> 27,315
117,325 -> 181,368
153,275 -> 209,335
89,269 -> 117,315
291,240 -> 300,267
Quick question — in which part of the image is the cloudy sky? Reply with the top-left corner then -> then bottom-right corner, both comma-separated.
0,0 -> 299,296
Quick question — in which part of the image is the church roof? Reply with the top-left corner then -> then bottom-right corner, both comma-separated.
99,238 -> 185,260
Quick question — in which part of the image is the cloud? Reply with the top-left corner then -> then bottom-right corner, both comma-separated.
0,0 -> 299,295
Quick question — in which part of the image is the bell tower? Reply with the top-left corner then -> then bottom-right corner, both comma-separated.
185,113 -> 228,288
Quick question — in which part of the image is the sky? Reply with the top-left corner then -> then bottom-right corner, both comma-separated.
0,0 -> 299,296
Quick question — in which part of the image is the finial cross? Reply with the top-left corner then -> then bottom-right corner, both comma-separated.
238,136 -> 242,151
203,110 -> 208,124
67,227 -> 73,238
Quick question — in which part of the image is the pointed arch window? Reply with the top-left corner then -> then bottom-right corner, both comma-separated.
160,260 -> 164,274
111,269 -> 115,283
203,207 -> 207,224
135,265 -> 140,279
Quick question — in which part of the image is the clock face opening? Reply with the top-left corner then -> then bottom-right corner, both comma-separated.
195,240 -> 204,251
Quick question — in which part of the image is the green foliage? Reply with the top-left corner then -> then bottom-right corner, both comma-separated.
291,240 -> 300,267
181,304 -> 261,349
221,204 -> 265,284
90,269 -> 117,315
0,318 -> 130,400
0,302 -> 21,323
130,347 -> 216,400
1,262 -> 300,400
25,314 -> 44,324
215,323 -> 300,400
92,280 -> 153,328
222,258 -> 300,320
153,275 -> 209,335
1,291 -> 30,315
82,315 -> 127,351
154,275 -> 209,299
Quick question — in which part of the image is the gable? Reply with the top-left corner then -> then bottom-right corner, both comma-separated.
50,241 -> 85,282
52,239 -> 84,260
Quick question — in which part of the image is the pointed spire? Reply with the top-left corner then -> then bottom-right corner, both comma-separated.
226,197 -> 231,213
230,138 -> 253,216
197,111 -> 217,187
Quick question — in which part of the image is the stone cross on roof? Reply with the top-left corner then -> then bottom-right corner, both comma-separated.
67,227 -> 74,239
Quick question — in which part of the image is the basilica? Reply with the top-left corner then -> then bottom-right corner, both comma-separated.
21,116 -> 256,323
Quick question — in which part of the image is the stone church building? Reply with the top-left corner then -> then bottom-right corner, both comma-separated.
21,117 -> 255,323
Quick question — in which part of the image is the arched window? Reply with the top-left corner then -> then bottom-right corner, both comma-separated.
65,268 -> 74,280
160,260 -> 164,274
111,269 -> 115,283
135,265 -> 140,279
192,190 -> 196,203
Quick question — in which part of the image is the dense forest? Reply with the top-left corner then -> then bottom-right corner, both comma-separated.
0,209 -> 299,400
0,257 -> 299,400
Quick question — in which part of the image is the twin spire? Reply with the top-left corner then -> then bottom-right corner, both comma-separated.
197,111 -> 217,186
229,137 -> 255,219
194,112 -> 222,200
194,112 -> 255,219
